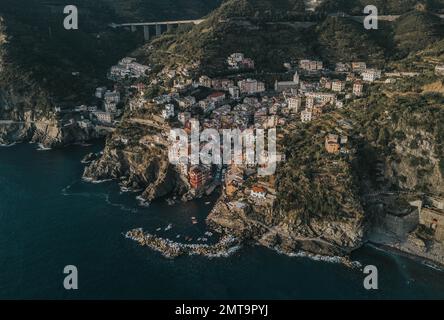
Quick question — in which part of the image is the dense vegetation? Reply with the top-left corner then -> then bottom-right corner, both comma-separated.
314,17 -> 386,65
318,0 -> 444,15
0,0 -> 221,105
392,11 -> 444,58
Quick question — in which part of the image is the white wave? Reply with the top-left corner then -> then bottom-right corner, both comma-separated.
276,248 -> 362,268
136,195 -> 150,207
81,177 -> 113,184
0,142 -> 16,147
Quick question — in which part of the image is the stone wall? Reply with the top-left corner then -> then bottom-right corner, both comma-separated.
383,207 -> 419,238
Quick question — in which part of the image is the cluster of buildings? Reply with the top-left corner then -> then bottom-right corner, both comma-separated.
136,57 -> 382,199
324,133 -> 349,154
334,61 -> 382,82
199,75 -> 265,98
124,51 -> 430,206
53,84 -> 125,132
108,57 -> 151,81
299,59 -> 323,72
227,53 -> 255,70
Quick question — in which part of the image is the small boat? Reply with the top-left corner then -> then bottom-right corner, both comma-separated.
156,227 -> 162,232
164,224 -> 173,231
37,143 -> 52,151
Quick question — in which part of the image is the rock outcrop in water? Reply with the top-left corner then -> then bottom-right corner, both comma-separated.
125,228 -> 241,259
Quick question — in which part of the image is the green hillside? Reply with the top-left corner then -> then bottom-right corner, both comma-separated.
317,0 -> 443,15
136,0 -> 312,75
392,11 -> 444,58
314,16 -> 386,65
0,0 -> 221,104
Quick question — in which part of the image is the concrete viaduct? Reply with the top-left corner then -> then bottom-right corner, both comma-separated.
109,19 -> 205,41
110,12 -> 444,41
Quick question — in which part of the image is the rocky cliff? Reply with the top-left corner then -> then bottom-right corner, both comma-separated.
83,113 -> 187,201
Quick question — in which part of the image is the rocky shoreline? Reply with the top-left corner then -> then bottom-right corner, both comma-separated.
0,119 -> 101,149
368,230 -> 444,269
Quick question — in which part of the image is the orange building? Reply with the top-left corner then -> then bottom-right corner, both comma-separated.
189,166 -> 209,189
325,134 -> 340,154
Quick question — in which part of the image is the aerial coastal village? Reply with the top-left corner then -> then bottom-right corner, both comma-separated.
1,0 -> 444,267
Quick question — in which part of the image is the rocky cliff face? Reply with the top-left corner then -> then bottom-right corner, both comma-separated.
83,115 -> 187,201
386,127 -> 444,194
0,86 -> 97,147
207,194 -> 364,256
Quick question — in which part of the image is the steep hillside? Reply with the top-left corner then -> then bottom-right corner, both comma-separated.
0,0 -> 220,146
317,0 -> 443,14
344,71 -> 444,195
135,0 -> 313,75
392,11 -> 444,58
102,0 -> 222,22
314,16 -> 386,65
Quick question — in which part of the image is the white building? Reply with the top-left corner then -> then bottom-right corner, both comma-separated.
93,111 -> 113,124
362,69 -> 382,82
435,65 -> 444,76
199,75 -> 212,88
353,81 -> 364,96
306,96 -> 314,109
288,96 -> 302,113
227,53 -> 245,69
299,59 -> 323,72
178,112 -> 191,126
335,62 -> 351,73
104,90 -> 120,104
331,80 -> 345,92
162,104 -> 175,119
104,100 -> 117,113
301,109 -> 313,123
228,86 -> 240,99
336,100 -> 344,108
305,92 -> 336,104
177,96 -> 196,108
238,79 -> 265,94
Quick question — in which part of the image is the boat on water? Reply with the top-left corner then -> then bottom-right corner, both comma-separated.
36,143 -> 52,151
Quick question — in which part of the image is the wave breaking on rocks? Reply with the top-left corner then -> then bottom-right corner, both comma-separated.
125,228 -> 242,259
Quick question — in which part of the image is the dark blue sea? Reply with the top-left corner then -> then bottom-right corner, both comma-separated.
0,143 -> 443,299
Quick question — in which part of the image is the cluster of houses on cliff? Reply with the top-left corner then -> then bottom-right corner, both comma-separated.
84,51 -> 444,248
108,57 -> 151,81
122,54 -> 402,202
